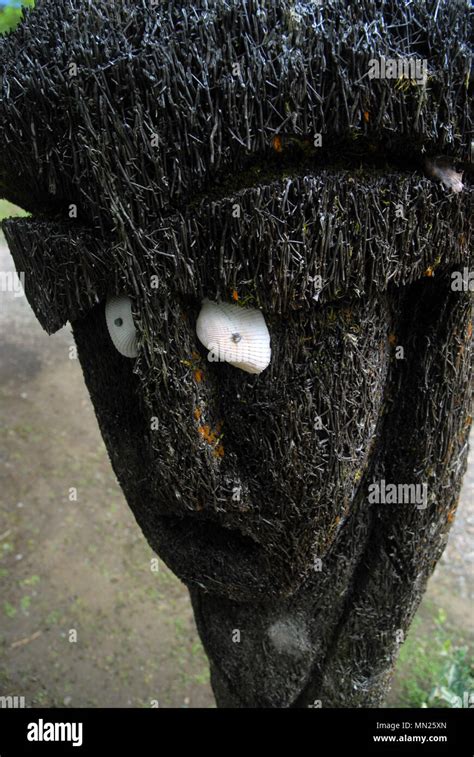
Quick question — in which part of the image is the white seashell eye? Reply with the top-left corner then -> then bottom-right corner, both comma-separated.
105,295 -> 139,358
196,299 -> 271,374
434,166 -> 464,193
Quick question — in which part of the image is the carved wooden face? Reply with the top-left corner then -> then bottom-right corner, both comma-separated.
0,1 -> 470,603
70,286 -> 393,600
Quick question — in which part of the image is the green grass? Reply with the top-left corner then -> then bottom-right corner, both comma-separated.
395,609 -> 474,708
3,600 -> 17,618
0,1 -> 35,36
0,199 -> 28,221
0,2 -> 36,222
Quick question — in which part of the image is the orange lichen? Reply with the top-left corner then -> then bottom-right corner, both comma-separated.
272,134 -> 282,152
232,289 -> 239,301
388,333 -> 397,346
193,407 -> 202,421
197,420 -> 224,457
198,424 -> 216,443
446,506 -> 457,524
181,352 -> 202,370
363,110 -> 370,123
194,369 -> 204,383
423,266 -> 434,277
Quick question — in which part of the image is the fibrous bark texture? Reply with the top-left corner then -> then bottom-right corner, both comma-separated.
0,0 -> 472,706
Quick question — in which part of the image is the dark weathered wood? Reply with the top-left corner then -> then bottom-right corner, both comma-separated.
0,0 -> 472,707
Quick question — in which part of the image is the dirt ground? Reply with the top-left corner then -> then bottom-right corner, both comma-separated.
0,239 -> 472,708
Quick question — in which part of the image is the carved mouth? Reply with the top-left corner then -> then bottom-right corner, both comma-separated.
161,512 -> 260,555
154,511 -> 274,597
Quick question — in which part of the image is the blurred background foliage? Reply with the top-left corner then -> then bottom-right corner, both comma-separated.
394,609 -> 474,708
0,200 -> 28,223
0,0 -> 35,35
